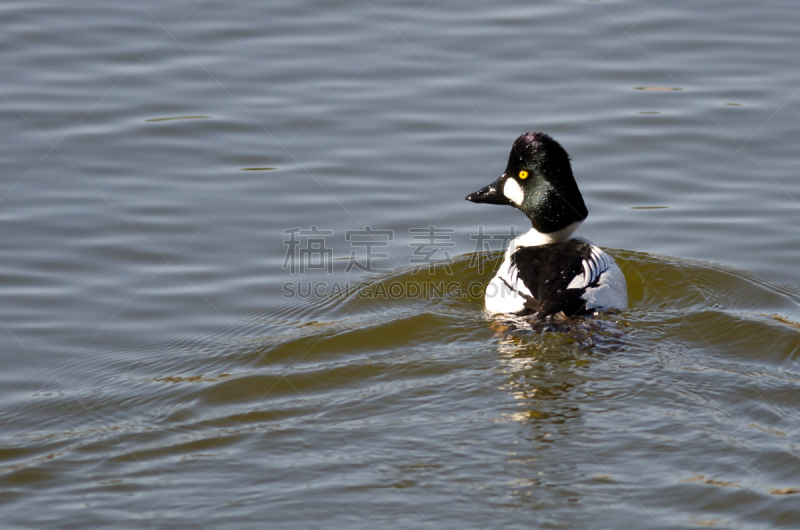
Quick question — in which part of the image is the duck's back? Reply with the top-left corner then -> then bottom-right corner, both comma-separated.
486,239 -> 627,319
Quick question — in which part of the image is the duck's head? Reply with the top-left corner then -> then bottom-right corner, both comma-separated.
465,132 -> 588,234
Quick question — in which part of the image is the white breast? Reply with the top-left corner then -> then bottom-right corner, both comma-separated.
484,248 -> 529,314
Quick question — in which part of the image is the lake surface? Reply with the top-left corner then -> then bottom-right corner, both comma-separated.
1,0 -> 800,528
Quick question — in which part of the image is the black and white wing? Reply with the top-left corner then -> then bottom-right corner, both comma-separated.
568,244 -> 627,311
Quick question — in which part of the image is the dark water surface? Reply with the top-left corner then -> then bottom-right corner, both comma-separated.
2,0 -> 800,528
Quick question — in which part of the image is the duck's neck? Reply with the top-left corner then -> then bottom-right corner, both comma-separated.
508,221 -> 582,254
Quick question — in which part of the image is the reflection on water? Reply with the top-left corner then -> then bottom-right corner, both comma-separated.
489,316 -> 630,521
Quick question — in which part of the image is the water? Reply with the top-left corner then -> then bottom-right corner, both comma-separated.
1,0 -> 800,528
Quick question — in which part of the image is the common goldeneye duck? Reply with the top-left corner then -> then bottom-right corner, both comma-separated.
465,131 -> 627,320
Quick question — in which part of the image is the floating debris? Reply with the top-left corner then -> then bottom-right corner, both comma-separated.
769,487 -> 800,495
145,115 -> 209,122
153,373 -> 230,383
682,475 -> 739,488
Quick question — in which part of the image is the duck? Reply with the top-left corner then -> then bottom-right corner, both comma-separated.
465,131 -> 627,320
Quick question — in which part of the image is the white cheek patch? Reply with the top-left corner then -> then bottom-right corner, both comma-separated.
503,178 -> 524,205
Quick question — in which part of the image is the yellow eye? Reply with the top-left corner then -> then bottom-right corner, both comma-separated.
518,170 -> 528,179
